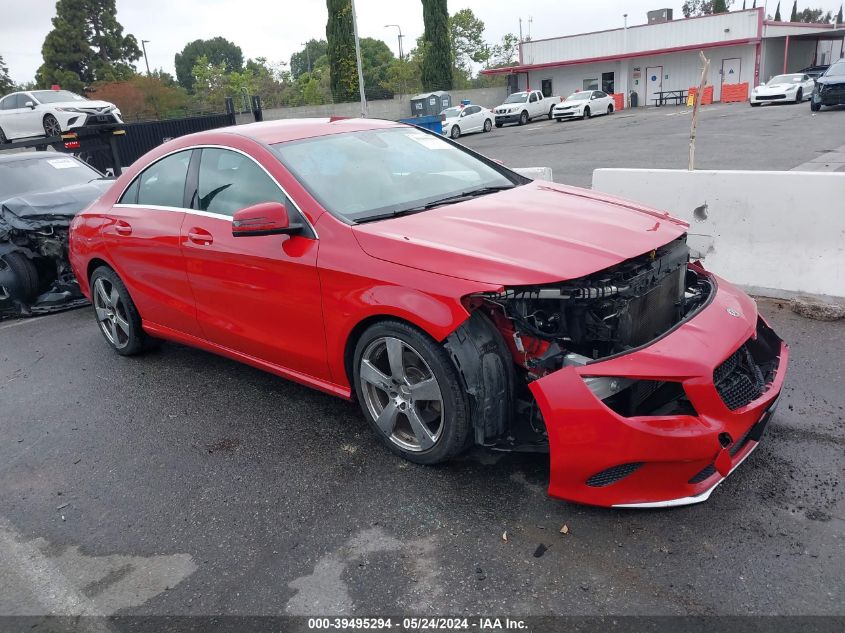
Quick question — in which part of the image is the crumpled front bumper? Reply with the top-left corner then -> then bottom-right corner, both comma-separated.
528,273 -> 789,508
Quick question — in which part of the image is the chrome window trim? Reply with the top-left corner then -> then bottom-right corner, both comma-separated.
114,143 -> 319,239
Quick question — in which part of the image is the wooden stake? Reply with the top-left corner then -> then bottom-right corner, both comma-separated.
689,51 -> 710,171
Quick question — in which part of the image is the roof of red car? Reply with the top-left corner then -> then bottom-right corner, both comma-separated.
218,117 -> 404,145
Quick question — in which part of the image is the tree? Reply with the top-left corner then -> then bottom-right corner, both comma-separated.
381,57 -> 422,96
291,40 -> 328,80
838,5 -> 844,24
190,55 -> 229,110
359,38 -> 395,99
790,0 -> 798,20
175,37 -> 243,92
326,0 -> 358,102
89,74 -> 188,120
36,0 -> 141,92
449,8 -> 487,75
420,0 -> 452,91
0,55 -> 13,94
775,2 -> 782,20
489,33 -> 519,68
796,7 -> 833,22
713,0 -> 729,12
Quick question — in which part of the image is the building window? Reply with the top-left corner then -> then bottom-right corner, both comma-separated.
583,78 -> 599,91
602,72 -> 615,95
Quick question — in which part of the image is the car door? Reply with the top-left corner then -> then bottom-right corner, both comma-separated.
18,94 -> 44,137
180,146 -> 330,382
463,106 -> 482,132
105,149 -> 202,337
802,75 -> 814,98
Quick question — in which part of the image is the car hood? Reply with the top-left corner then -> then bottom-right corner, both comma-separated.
0,180 -> 112,231
817,75 -> 845,86
352,181 -> 688,286
759,83 -> 799,91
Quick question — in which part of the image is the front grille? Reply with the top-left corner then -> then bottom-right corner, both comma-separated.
757,95 -> 786,101
714,345 -> 765,410
586,462 -> 644,487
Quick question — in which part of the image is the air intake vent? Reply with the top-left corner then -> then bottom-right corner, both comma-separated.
586,462 -> 644,487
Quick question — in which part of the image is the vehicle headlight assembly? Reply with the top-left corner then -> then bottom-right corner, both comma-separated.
56,107 -> 84,113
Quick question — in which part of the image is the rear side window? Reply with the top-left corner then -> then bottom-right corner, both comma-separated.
197,148 -> 285,216
121,150 -> 192,207
0,96 -> 15,110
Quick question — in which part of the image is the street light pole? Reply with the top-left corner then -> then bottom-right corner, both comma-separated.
141,40 -> 151,76
385,24 -> 403,61
301,42 -> 312,74
351,0 -> 368,117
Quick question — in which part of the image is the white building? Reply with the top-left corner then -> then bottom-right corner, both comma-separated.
482,8 -> 845,106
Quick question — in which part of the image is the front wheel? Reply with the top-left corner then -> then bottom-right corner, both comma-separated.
548,106 -> 555,120
483,119 -> 492,132
89,266 -> 152,356
750,102 -> 761,107
811,100 -> 821,112
518,111 -> 529,125
583,106 -> 591,120
43,114 -> 62,137
450,125 -> 461,139
353,321 -> 470,465
607,104 -> 614,115
795,89 -> 803,103
495,122 -> 503,128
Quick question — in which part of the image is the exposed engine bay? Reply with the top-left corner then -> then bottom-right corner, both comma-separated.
454,235 -> 715,450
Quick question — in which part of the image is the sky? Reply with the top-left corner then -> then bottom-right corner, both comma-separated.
2,0 -> 843,84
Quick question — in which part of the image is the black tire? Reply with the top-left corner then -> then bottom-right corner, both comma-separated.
548,106 -> 555,120
607,104 -> 614,115
43,114 -> 61,137
495,122 -> 503,128
811,101 -> 821,112
518,110 -> 529,125
352,320 -> 471,465
795,89 -> 803,103
583,106 -> 591,120
483,119 -> 492,132
0,252 -> 39,303
89,266 -> 151,356
450,125 -> 461,139
554,117 -> 562,122
750,102 -> 761,107
0,126 -> 8,144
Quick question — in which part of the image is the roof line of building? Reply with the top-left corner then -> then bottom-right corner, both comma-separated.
482,37 -> 761,76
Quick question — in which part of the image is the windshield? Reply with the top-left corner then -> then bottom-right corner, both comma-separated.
31,90 -> 86,104
768,74 -> 803,84
566,92 -> 591,101
503,93 -> 528,104
0,156 -> 101,199
824,62 -> 845,77
273,127 -> 519,223
441,107 -> 462,118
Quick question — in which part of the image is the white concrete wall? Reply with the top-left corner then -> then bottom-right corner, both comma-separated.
236,87 -> 509,125
591,169 -> 845,299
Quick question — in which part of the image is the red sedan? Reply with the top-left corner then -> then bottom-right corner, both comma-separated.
68,118 -> 788,508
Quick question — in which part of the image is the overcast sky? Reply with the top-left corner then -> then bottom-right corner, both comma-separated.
2,0 -> 842,84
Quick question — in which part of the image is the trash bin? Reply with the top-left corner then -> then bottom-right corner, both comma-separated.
398,115 -> 443,135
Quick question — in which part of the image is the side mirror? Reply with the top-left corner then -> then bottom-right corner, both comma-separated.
232,201 -> 302,237
25,101 -> 35,109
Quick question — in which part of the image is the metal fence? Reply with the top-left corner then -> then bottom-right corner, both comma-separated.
117,112 -> 236,167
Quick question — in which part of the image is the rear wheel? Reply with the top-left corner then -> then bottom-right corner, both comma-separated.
811,100 -> 821,112
353,320 -> 470,465
483,119 -> 492,132
89,266 -> 150,356
518,110 -> 529,125
607,104 -> 614,115
43,114 -> 61,137
795,89 -> 803,103
583,106 -> 591,120
450,125 -> 461,139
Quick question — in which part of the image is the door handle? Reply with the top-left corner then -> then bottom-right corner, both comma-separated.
187,228 -> 213,245
115,220 -> 132,236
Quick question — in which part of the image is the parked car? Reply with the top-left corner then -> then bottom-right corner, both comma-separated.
811,59 -> 845,111
0,89 -> 123,142
493,90 -> 561,127
799,64 -> 829,80
1,152 -> 111,316
69,118 -> 788,508
750,73 -> 815,106
440,104 -> 494,139
553,90 -> 616,121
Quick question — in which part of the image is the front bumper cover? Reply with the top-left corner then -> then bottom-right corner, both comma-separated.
528,274 -> 788,508
494,113 -> 522,124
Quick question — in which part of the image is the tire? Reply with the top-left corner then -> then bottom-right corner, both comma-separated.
450,125 -> 461,139
583,106 -> 591,120
483,119 -> 492,132
607,104 -> 614,115
795,89 -> 803,104
554,117 -> 562,122
750,102 -> 761,107
548,106 -> 555,120
0,252 -> 39,303
811,101 -> 821,112
352,320 -> 471,465
518,110 -> 529,125
0,126 -> 8,144
495,122 -> 503,128
43,114 -> 62,137
89,266 -> 150,356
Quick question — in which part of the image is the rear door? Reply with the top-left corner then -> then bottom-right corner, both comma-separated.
463,105 -> 482,132
105,149 -> 201,336
180,147 -> 329,381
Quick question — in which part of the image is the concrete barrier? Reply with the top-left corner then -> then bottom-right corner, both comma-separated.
592,169 -> 845,299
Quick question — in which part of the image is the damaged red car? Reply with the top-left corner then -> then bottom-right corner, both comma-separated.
68,119 -> 788,508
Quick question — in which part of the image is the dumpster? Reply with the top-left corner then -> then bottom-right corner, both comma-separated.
398,115 -> 443,135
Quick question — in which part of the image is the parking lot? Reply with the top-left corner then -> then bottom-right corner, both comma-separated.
1,103 -> 844,620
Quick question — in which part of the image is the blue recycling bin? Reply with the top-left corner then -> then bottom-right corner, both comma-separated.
398,115 -> 443,135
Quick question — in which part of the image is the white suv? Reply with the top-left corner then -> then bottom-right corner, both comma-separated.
0,89 -> 123,143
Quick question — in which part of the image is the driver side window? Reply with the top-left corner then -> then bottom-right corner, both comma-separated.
197,148 -> 287,217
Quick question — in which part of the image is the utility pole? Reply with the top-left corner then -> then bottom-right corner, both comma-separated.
141,40 -> 151,76
351,0 -> 368,117
301,42 -> 312,74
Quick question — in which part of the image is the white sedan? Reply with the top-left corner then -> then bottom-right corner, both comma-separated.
750,74 -> 815,106
552,90 -> 615,121
0,89 -> 123,143
441,104 -> 494,139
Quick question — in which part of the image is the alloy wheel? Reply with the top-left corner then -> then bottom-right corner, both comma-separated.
359,336 -> 444,452
93,277 -> 131,349
43,115 -> 61,137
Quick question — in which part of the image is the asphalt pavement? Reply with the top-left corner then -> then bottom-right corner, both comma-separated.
1,103 -> 843,621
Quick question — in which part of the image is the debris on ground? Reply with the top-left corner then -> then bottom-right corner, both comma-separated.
560,524 -> 569,535
533,544 -> 548,558
790,297 -> 845,322
502,531 -> 508,542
